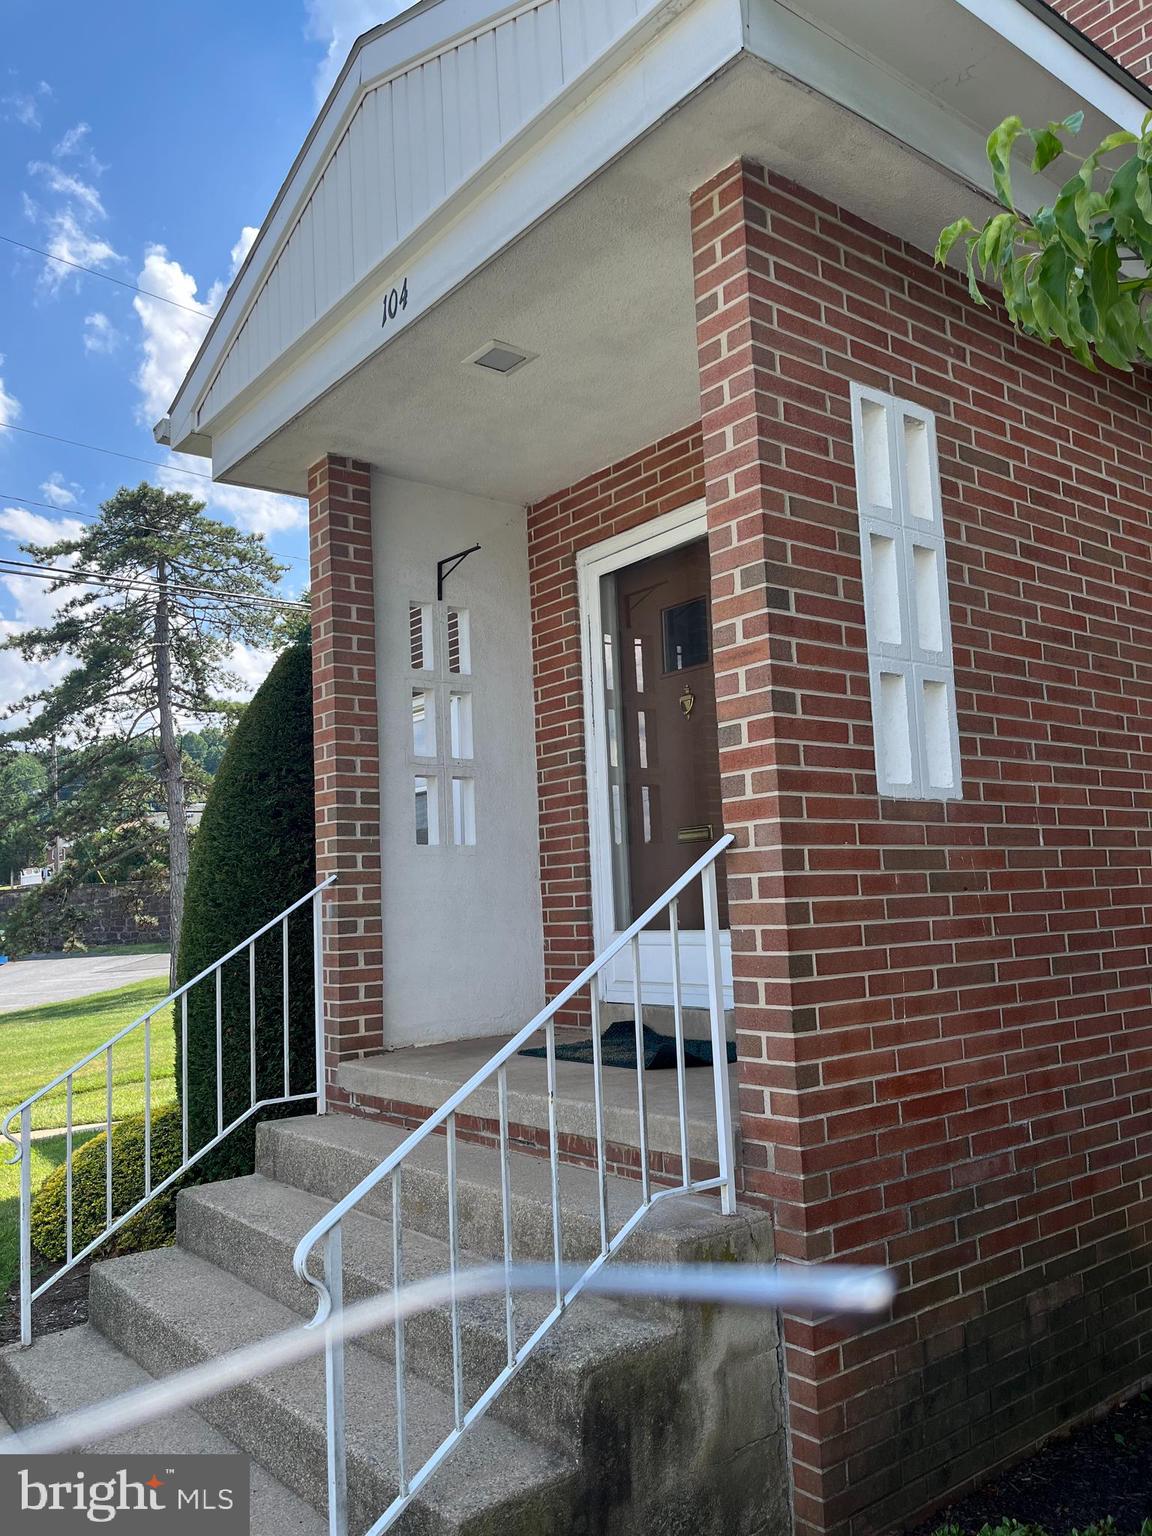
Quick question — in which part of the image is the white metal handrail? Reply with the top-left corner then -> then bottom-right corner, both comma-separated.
0,1260 -> 897,1458
2,875 -> 335,1346
292,834 -> 736,1536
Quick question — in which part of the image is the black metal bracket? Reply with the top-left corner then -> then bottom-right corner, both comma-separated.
436,543 -> 481,601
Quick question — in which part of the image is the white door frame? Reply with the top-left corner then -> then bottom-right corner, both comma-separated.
577,499 -> 734,1010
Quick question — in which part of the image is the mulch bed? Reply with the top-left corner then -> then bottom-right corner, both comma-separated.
905,1389 -> 1152,1535
0,1250 -> 91,1346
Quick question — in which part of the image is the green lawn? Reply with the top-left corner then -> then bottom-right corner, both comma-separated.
0,1130 -> 98,1296
2,977 -> 175,1135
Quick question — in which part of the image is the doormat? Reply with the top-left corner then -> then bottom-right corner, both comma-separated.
519,1020 -> 736,1071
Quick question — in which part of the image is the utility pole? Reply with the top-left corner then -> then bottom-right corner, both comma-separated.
154,557 -> 189,989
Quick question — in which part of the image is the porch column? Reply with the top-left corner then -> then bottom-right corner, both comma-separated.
690,161 -> 844,1536
309,454 -> 384,1092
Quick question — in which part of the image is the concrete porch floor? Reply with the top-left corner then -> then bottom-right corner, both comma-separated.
336,1033 -> 738,1166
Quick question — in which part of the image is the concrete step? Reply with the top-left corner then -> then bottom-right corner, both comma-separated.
88,1246 -> 577,1536
258,1113 -> 754,1273
335,1036 -> 739,1166
0,1326 -> 325,1536
177,1172 -> 681,1458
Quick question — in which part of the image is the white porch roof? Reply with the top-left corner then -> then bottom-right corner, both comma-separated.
158,0 -> 1150,504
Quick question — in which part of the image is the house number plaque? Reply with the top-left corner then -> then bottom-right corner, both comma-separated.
381,278 -> 410,329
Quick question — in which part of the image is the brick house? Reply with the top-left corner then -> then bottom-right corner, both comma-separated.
154,0 -> 1152,1531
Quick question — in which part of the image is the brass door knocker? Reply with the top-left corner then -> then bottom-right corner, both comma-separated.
679,685 -> 696,719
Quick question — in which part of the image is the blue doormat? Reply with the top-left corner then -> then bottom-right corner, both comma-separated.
520,1020 -> 735,1071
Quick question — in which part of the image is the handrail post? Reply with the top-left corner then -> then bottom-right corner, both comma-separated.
702,858 -> 737,1216
19,1105 -> 32,1347
323,1225 -> 348,1536
313,890 -> 327,1115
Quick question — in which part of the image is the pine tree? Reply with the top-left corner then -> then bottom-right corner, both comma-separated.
1,482 -> 290,980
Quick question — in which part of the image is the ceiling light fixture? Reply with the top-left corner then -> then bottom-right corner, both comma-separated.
467,340 -> 537,376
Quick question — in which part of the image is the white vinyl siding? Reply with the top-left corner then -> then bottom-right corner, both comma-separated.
197,0 -> 653,428
851,383 -> 961,801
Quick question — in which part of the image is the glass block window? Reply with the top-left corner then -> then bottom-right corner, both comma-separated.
408,599 -> 477,844
851,383 -> 960,800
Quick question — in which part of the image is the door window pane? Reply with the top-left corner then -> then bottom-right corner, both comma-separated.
662,597 -> 709,672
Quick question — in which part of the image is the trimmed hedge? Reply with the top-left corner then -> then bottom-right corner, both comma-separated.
31,1102 -> 183,1262
175,637 -> 316,1180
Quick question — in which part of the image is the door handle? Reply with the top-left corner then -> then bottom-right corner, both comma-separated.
677,824 -> 714,843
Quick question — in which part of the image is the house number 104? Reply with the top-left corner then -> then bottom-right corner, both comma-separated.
381,278 -> 409,328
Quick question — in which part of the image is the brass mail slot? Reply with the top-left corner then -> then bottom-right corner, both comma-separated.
677,824 -> 714,843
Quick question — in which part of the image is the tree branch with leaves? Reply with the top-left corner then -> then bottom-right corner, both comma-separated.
937,109 -> 1152,371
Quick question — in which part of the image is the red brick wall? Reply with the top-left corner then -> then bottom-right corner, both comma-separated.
692,159 -> 1152,1536
1049,0 -> 1152,82
527,429 -> 705,1001
309,454 -> 385,1091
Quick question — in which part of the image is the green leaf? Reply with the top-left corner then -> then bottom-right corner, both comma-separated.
1137,165 -> 1152,226
963,234 -> 987,305
987,115 -> 1025,209
976,211 -> 1017,275
1062,111 -> 1085,134
935,216 -> 975,267
1030,126 -> 1064,173
1054,173 -> 1092,258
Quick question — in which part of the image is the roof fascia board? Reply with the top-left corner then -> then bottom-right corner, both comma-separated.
167,0 -> 562,447
949,0 -> 1149,132
206,0 -> 744,483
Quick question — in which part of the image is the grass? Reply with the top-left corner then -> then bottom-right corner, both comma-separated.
1,977 -> 175,1134
54,943 -> 169,958
0,1130 -> 98,1296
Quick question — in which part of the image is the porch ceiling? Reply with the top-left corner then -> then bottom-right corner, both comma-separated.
214,36 -> 1108,507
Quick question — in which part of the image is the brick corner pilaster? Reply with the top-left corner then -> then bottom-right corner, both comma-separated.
309,454 -> 384,1087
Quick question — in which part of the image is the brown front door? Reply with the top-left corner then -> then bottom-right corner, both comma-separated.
602,536 -> 727,931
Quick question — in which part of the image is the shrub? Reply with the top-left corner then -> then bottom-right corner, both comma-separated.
175,636 -> 316,1181
31,1102 -> 183,1262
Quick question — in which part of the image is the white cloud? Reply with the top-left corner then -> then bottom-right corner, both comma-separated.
21,122 -> 118,295
0,503 -> 84,724
157,454 -> 305,537
39,473 -> 83,508
37,209 -> 120,291
0,361 -> 21,435
2,82 -> 51,130
53,121 -> 90,158
132,245 -> 215,424
132,234 -> 304,535
0,617 -> 73,726
305,1 -> 412,100
82,311 -> 120,355
230,225 -> 259,275
28,161 -> 105,220
227,642 -> 279,698
0,506 -> 87,633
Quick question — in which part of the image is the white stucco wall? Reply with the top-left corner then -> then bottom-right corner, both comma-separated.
373,471 -> 545,1047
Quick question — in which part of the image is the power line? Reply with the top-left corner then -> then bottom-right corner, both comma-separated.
0,421 -> 213,479
0,233 -> 215,320
0,556 -> 308,613
0,489 -> 309,569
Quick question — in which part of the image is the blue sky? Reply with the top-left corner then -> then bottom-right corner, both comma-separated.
0,0 -> 400,706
